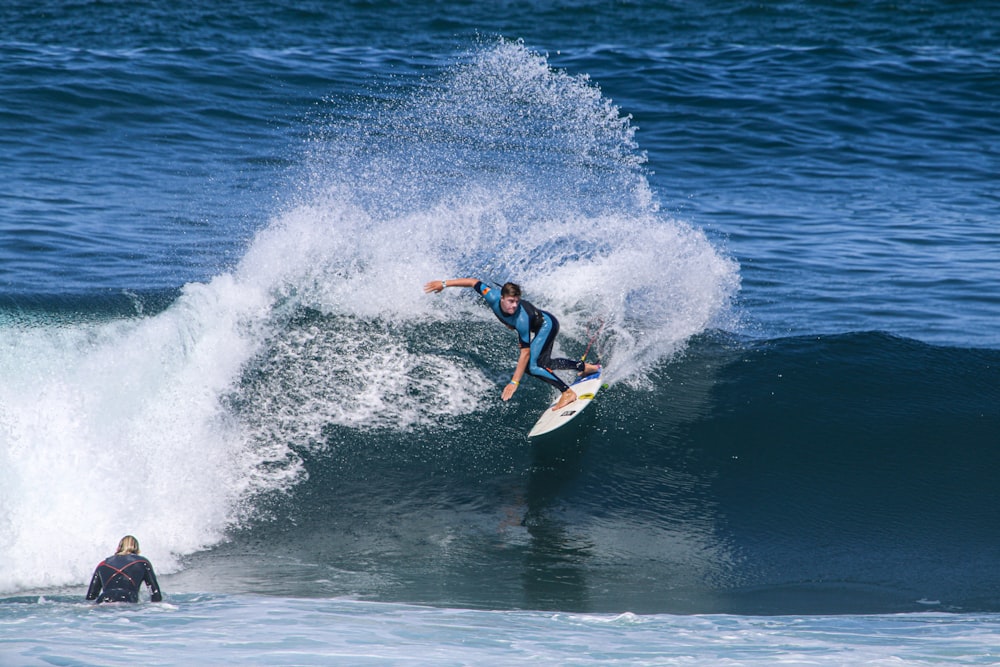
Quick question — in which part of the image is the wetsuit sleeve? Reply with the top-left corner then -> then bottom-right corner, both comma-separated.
143,561 -> 163,602
85,566 -> 103,601
474,281 -> 496,304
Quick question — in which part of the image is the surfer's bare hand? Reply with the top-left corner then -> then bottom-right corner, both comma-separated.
501,382 -> 518,401
423,280 -> 444,293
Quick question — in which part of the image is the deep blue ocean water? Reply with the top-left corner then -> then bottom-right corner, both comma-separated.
2,1 -> 999,664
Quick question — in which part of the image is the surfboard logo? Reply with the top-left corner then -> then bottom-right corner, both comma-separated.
527,374 -> 604,438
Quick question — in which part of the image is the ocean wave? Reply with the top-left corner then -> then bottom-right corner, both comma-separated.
0,40 -> 737,599
204,330 -> 1000,614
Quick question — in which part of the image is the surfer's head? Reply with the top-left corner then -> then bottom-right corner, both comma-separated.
500,282 -> 521,315
115,535 -> 140,555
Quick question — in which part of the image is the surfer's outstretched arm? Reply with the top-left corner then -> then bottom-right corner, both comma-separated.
423,278 -> 479,293
502,347 -> 530,401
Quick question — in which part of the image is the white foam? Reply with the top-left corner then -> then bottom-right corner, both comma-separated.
0,283 -> 257,591
3,598 -> 996,666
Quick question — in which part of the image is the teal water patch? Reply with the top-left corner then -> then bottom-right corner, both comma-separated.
3,595 -> 999,666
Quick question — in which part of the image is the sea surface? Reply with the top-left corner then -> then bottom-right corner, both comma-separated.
2,1 -> 999,664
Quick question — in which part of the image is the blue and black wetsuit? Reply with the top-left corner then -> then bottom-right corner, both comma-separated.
475,281 -> 585,393
86,554 -> 162,603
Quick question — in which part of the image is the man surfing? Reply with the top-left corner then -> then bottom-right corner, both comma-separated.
424,278 -> 599,410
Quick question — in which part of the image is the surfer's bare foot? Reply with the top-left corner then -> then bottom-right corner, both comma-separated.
581,363 -> 600,376
552,389 -> 577,411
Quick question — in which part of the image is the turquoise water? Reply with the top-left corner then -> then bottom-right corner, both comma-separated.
2,1 -> 999,663
5,596 -> 1000,666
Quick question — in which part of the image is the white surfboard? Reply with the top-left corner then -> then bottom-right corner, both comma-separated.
527,370 -> 604,438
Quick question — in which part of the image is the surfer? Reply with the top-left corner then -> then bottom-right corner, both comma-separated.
424,279 -> 599,410
86,535 -> 163,604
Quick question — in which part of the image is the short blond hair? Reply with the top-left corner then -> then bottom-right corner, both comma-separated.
116,535 -> 140,555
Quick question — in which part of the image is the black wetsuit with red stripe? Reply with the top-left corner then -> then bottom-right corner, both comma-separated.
86,554 -> 162,603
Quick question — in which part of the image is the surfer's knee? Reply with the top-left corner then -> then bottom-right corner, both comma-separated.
527,363 -> 546,378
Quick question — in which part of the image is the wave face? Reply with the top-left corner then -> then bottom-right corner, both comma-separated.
177,330 -> 1000,615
